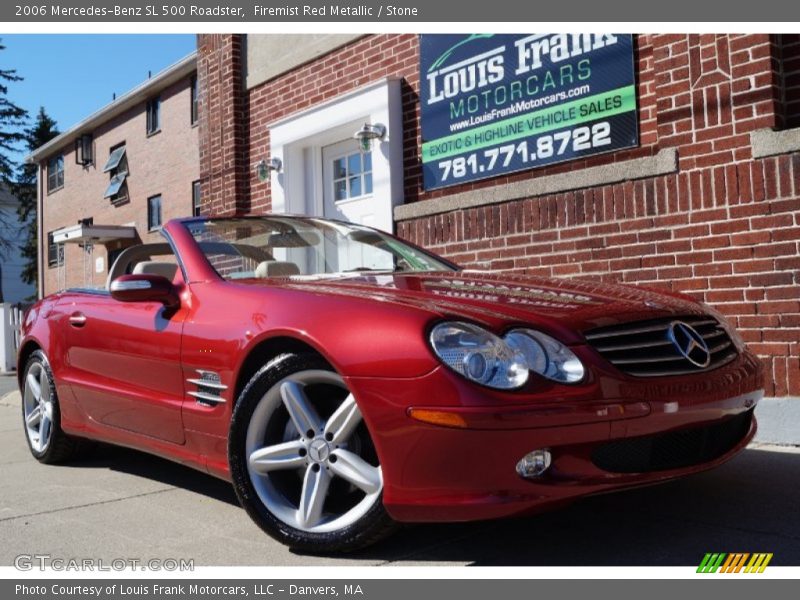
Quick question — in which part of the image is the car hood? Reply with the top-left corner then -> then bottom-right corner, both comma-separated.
236,270 -> 704,343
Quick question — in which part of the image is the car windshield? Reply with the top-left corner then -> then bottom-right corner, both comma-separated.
183,217 -> 456,280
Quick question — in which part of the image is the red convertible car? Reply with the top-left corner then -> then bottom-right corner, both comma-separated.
18,215 -> 763,551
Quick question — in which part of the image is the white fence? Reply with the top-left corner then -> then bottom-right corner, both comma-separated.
0,303 -> 25,373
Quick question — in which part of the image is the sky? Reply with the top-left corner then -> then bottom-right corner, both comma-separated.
1,34 -> 196,164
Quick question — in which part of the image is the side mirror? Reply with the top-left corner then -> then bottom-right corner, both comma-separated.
109,274 -> 179,307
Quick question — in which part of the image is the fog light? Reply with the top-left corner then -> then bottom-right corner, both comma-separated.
516,449 -> 552,478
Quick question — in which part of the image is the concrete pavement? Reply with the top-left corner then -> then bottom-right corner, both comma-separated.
0,373 -> 18,400
1,388 -> 798,566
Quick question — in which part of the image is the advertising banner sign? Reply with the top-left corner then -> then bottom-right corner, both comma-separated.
420,34 -> 639,190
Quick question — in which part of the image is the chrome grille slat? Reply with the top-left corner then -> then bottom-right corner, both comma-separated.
585,324 -> 680,340
584,315 -> 738,377
709,340 -> 732,353
584,318 -> 718,340
593,339 -> 674,352
611,354 -> 687,365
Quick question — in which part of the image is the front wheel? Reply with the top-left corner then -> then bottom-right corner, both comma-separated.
229,353 -> 397,552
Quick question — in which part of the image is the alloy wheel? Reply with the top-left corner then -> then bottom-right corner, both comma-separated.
245,369 -> 383,533
23,362 -> 54,453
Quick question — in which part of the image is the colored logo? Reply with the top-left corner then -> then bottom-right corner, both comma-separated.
668,321 -> 711,367
697,553 -> 773,573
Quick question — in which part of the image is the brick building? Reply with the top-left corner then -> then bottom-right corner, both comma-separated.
27,52 -> 200,295
196,33 -> 800,398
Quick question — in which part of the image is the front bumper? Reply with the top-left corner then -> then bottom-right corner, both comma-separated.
346,347 -> 763,523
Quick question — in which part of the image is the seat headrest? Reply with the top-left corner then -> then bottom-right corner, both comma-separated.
255,261 -> 301,278
132,261 -> 178,280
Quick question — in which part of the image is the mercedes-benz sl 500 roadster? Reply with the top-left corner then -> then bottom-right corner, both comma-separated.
18,216 -> 763,551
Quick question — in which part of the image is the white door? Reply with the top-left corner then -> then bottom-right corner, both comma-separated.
322,139 -> 376,224
321,139 -> 392,272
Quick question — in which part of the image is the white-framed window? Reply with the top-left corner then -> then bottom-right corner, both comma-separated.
331,149 -> 373,202
192,180 -> 202,216
146,97 -> 160,135
47,155 -> 64,193
148,194 -> 162,231
47,231 -> 63,267
103,143 -> 129,205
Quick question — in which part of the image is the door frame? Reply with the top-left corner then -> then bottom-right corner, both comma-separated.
268,77 -> 404,233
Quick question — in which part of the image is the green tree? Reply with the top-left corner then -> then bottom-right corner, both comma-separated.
15,107 -> 59,290
0,38 -> 29,302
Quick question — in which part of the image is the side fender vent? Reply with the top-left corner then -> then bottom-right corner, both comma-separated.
187,370 -> 227,406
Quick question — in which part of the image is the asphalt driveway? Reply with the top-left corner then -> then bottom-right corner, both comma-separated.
1,385 -> 798,567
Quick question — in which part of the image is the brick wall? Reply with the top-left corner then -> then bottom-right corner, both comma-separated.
41,76 -> 200,295
197,34 -> 248,216
201,33 -> 800,397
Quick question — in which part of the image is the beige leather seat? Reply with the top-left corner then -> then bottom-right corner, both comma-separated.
132,261 -> 178,281
255,261 -> 300,278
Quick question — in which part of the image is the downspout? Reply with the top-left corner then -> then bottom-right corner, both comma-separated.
37,162 -> 44,300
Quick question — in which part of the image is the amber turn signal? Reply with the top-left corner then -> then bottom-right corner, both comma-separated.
407,408 -> 469,429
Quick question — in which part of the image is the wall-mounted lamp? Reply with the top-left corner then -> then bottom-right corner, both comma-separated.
255,157 -> 282,182
353,123 -> 386,153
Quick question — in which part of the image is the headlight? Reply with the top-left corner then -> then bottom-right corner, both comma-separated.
429,322 -> 529,389
505,329 -> 585,383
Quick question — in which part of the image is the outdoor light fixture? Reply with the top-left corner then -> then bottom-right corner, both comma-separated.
255,157 -> 282,182
353,123 -> 386,152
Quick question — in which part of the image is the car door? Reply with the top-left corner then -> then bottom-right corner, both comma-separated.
60,271 -> 188,444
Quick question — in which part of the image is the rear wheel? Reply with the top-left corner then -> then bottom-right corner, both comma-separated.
229,353 -> 396,552
22,350 -> 84,463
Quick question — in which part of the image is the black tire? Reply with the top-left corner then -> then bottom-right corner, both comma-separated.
21,350 -> 87,464
229,353 -> 397,552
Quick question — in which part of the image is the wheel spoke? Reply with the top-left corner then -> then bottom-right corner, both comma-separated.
280,380 -> 322,437
39,413 -> 51,447
297,465 -> 331,529
39,375 -> 51,404
249,441 -> 306,474
329,449 -> 382,495
26,407 -> 42,427
324,394 -> 361,444
26,372 -> 41,401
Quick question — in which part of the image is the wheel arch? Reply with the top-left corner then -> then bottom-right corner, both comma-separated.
16,339 -> 43,390
233,335 -> 335,405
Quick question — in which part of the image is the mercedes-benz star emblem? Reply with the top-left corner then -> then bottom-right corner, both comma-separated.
308,439 -> 331,463
667,321 -> 711,368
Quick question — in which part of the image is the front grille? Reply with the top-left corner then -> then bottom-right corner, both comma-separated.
592,410 -> 752,473
584,315 -> 737,377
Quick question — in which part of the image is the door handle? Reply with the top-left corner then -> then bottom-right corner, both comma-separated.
69,312 -> 87,327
